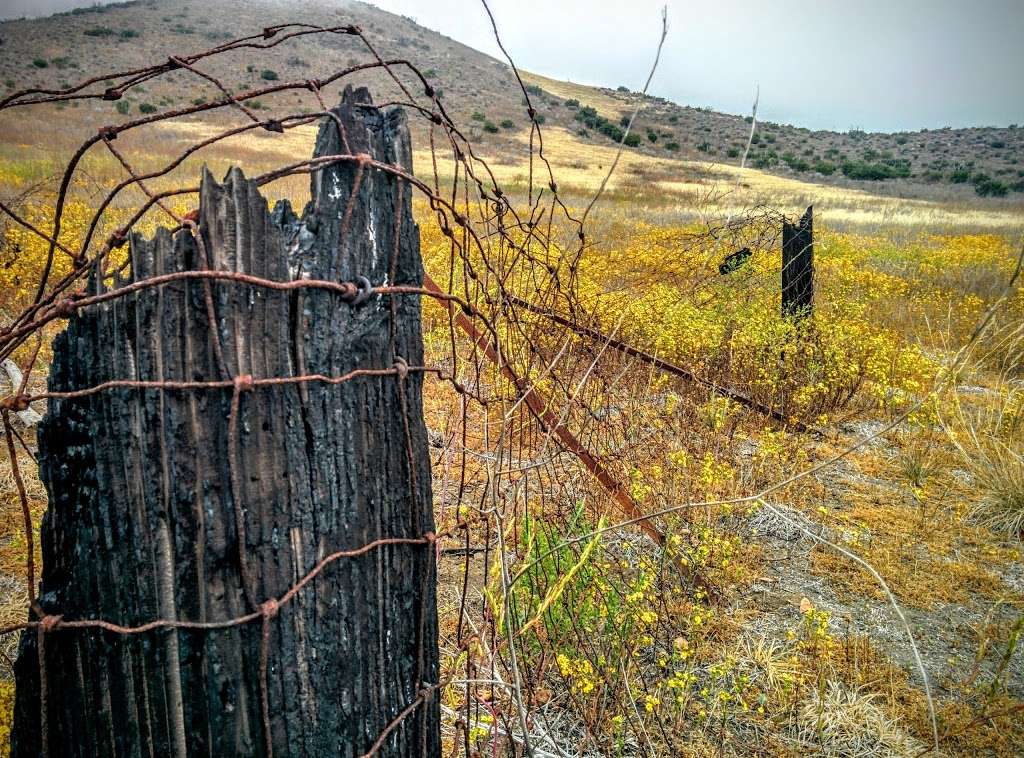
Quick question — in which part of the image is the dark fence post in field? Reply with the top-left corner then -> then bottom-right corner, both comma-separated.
781,204 -> 813,318
12,86 -> 439,757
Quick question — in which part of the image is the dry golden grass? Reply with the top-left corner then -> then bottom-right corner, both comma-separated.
520,70 -> 633,117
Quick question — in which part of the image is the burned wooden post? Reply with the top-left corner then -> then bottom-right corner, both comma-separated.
12,86 -> 439,757
781,205 -> 813,318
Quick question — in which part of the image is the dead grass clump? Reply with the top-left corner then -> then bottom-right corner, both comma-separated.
796,680 -> 923,757
942,330 -> 1024,539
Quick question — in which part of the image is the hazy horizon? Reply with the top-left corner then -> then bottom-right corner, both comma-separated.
3,0 -> 1022,133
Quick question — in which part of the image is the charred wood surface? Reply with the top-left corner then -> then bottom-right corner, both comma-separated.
12,86 -> 439,758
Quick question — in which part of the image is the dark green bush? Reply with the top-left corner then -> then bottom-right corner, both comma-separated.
500,119 -> 515,129
841,159 -> 910,180
813,160 -> 836,175
83,26 -> 115,36
623,133 -> 642,147
950,167 -> 971,183
483,121 -> 499,133
31,58 -> 48,68
260,69 -> 278,81
471,112 -> 486,122
138,102 -> 157,114
975,178 -> 1008,197
663,141 -> 680,151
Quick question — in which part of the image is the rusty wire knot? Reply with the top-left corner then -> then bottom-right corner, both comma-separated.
392,356 -> 410,380
108,228 -> 129,249
422,531 -> 437,545
0,394 -> 31,413
260,599 -> 280,620
354,152 -> 373,169
234,374 -> 255,393
342,275 -> 373,306
53,294 -> 82,319
39,614 -> 63,633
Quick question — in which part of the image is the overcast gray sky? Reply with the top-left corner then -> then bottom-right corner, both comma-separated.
4,0 -> 1023,132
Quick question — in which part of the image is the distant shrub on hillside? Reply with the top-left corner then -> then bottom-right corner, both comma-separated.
115,100 -> 130,115
500,119 -> 515,129
31,58 -> 48,68
974,177 -> 1008,197
663,141 -> 680,151
564,98 -> 580,109
260,70 -> 279,81
119,29 -> 138,39
950,166 -> 971,183
471,112 -> 486,122
138,102 -> 157,114
841,159 -> 910,180
483,121 -> 499,133
83,26 -> 116,37
623,133 -> 642,147
813,160 -> 836,176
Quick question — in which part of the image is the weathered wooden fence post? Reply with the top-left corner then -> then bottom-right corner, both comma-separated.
781,204 -> 813,318
12,86 -> 439,757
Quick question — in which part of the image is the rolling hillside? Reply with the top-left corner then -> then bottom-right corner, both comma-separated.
0,0 -> 1022,203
